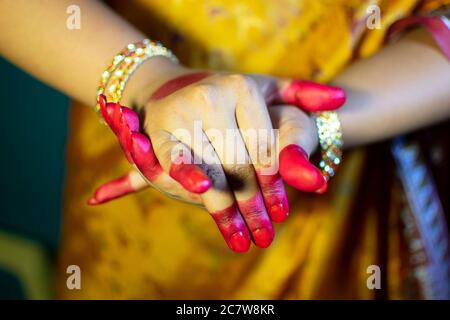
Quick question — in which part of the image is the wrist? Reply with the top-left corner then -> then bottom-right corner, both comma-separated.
122,56 -> 188,110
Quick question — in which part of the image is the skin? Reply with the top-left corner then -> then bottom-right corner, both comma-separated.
1,1 -> 449,252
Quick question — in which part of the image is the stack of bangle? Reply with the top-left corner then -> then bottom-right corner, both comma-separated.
314,111 -> 343,181
95,38 -> 178,114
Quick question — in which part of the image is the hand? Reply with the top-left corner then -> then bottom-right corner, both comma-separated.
89,65 -> 345,253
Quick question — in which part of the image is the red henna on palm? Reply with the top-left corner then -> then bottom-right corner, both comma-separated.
237,193 -> 274,248
149,72 -> 211,101
210,204 -> 251,253
279,144 -> 326,192
256,171 -> 289,223
87,173 -> 135,205
281,80 -> 346,111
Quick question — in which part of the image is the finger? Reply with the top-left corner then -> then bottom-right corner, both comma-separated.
210,204 -> 252,253
203,119 -> 274,247
99,97 -> 166,184
100,95 -> 211,195
157,128 -> 251,252
276,79 -> 346,112
199,138 -> 252,253
150,130 -> 211,194
87,170 -> 148,205
234,78 -> 289,223
99,95 -> 139,164
269,105 -> 327,193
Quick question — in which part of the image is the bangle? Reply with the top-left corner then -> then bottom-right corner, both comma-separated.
313,111 -> 343,181
95,39 -> 178,114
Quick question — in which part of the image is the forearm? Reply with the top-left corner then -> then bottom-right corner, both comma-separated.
0,0 -> 179,107
335,28 -> 450,148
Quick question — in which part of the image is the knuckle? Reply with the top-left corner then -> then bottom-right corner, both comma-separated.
188,84 -> 217,107
245,210 -> 266,222
227,74 -> 256,92
232,164 -> 254,179
225,164 -> 256,190
279,107 -> 309,130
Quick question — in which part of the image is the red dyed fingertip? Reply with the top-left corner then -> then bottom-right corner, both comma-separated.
315,179 -> 328,194
211,205 -> 251,253
279,144 -> 326,192
121,107 -> 140,132
253,227 -> 274,248
169,163 -> 212,193
269,203 -> 289,223
98,94 -> 110,125
281,80 -> 346,111
87,174 -> 134,205
256,172 -> 289,223
229,231 -> 251,253
130,132 -> 162,182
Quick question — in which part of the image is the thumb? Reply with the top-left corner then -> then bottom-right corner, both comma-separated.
252,75 -> 346,112
87,170 -> 149,205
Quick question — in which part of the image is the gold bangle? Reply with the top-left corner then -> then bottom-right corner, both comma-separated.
95,39 -> 178,113
314,111 -> 343,181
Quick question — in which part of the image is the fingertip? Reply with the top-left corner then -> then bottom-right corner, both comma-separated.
315,178 -> 328,194
253,227 -> 274,248
193,177 -> 212,193
87,174 -> 135,206
131,132 -> 151,153
87,196 -> 99,206
279,144 -> 324,192
229,231 -> 251,253
98,94 -> 107,107
121,107 -> 140,132
321,86 -> 346,110
282,80 -> 346,111
211,205 -> 252,253
169,163 -> 212,194
269,202 -> 289,223
130,132 -> 162,182
99,94 -> 111,125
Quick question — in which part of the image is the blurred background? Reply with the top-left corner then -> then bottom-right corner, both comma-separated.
0,57 -> 68,299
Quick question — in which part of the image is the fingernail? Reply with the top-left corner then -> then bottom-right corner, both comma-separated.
187,167 -> 212,193
131,132 -> 150,153
229,231 -> 250,253
279,144 -> 324,192
170,163 -> 212,194
282,80 -> 347,111
105,103 -> 115,119
315,178 -> 328,194
121,107 -> 140,132
270,203 -> 289,223
328,86 -> 346,109
98,94 -> 109,123
253,227 -> 274,248
87,196 -> 99,205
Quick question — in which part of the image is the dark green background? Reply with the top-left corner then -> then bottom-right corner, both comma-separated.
0,57 -> 68,297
